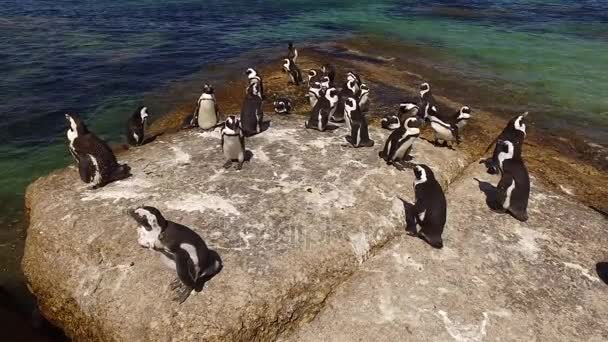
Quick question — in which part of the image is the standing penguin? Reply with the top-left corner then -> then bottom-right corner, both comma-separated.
481,112 -> 528,174
358,83 -> 370,113
221,115 -> 246,170
245,68 -> 264,99
333,73 -> 361,123
379,116 -> 422,166
128,206 -> 222,304
126,106 -> 149,146
305,87 -> 339,132
287,42 -> 298,62
240,80 -> 266,136
344,97 -> 374,148
190,84 -> 220,130
428,111 -> 461,148
493,139 -> 530,221
282,58 -> 303,86
419,82 -> 438,120
273,97 -> 292,114
398,164 -> 447,249
65,113 -> 131,188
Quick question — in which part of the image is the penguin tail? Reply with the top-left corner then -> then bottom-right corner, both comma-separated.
111,164 -> 132,182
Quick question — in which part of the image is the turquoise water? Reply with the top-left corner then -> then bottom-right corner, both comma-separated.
1,0 -> 607,265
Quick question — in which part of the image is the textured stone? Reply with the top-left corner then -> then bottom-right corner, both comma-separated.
284,163 -> 608,342
22,116 -> 468,341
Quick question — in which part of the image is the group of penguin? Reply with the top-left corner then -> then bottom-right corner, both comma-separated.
62,42 -> 530,303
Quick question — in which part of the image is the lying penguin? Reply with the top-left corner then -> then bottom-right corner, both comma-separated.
65,113 -> 131,189
493,139 -> 530,222
126,106 -> 149,146
128,206 -> 222,304
344,97 -> 374,148
379,116 -> 422,167
273,97 -> 292,115
398,164 -> 447,249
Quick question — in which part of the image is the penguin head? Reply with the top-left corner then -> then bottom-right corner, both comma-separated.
245,68 -> 258,79
404,116 -> 422,130
413,164 -> 435,185
288,42 -> 294,49
399,102 -> 418,113
360,83 -> 369,93
223,115 -> 242,135
419,82 -> 431,98
325,87 -> 339,107
128,206 -> 168,248
459,106 -> 471,119
282,58 -> 291,71
274,98 -> 291,113
202,84 -> 215,95
137,106 -> 149,122
321,76 -> 331,87
308,69 -> 317,79
346,79 -> 358,94
64,113 -> 88,137
511,112 -> 528,135
346,71 -> 361,85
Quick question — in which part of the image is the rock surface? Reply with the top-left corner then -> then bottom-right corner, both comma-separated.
284,163 -> 608,342
22,116 -> 469,341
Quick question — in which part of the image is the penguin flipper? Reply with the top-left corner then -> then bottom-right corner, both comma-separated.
78,154 -> 94,183
495,174 -> 513,211
173,249 -> 196,303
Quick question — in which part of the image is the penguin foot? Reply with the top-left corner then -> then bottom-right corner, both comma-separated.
172,285 -> 193,304
418,232 -> 443,249
169,278 -> 182,290
222,161 -> 232,169
236,162 -> 243,171
509,210 -> 529,222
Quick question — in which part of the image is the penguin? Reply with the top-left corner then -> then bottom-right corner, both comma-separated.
287,42 -> 298,62
381,114 -> 401,130
320,75 -> 333,89
308,81 -> 323,108
398,164 -> 446,249
381,103 -> 420,130
307,68 -> 321,86
240,80 -> 266,137
282,58 -> 303,86
221,115 -> 246,170
321,63 -> 336,84
273,97 -> 292,115
455,106 -> 472,130
493,139 -> 530,222
344,97 -> 374,148
358,83 -> 370,113
245,68 -> 264,99
126,106 -> 149,146
128,206 -> 222,304
419,82 -> 438,120
305,87 -> 339,132
190,84 -> 220,130
379,116 -> 422,166
481,112 -> 528,174
428,110 -> 461,148
333,73 -> 360,123
65,113 -> 131,188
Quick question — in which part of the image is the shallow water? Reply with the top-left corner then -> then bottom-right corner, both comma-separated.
1,0 -> 607,309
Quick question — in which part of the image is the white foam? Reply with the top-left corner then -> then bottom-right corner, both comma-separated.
349,232 -> 370,264
165,193 -> 240,216
512,226 -> 548,260
171,146 -> 191,165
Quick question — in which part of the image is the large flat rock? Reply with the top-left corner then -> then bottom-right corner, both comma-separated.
22,116 -> 469,341
285,163 -> 608,342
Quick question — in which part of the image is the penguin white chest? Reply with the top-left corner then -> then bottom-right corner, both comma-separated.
393,136 -> 415,160
197,101 -> 217,129
137,226 -> 161,249
503,179 -> 516,210
223,135 -> 242,160
430,121 -> 454,141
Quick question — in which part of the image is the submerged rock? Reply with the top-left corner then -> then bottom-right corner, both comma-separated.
22,116 -> 468,341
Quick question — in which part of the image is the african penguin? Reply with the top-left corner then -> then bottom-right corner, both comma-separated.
65,113 -> 131,189
240,79 -> 266,137
282,58 -> 303,86
321,63 -> 336,84
287,42 -> 298,62
273,97 -> 292,115
307,69 -> 321,86
379,117 -> 422,167
358,83 -> 370,113
482,112 -> 528,174
344,97 -> 374,148
492,139 -> 530,221
126,106 -> 149,146
381,103 -> 417,130
398,164 -> 447,249
245,68 -> 264,99
428,113 -> 460,148
221,115 -> 246,170
305,87 -> 339,132
128,206 -> 222,304
333,74 -> 361,123
381,114 -> 401,130
455,106 -> 472,130
419,82 -> 438,120
190,84 -> 220,130
320,75 -> 333,89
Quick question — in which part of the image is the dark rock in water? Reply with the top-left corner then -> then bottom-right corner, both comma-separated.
22,116 -> 466,341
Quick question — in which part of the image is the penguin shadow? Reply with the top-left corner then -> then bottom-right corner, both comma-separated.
595,262 -> 608,285
142,133 -> 163,146
423,137 -> 457,151
194,250 -> 224,292
243,120 -> 271,137
244,150 -> 254,162
473,178 -> 501,211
